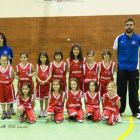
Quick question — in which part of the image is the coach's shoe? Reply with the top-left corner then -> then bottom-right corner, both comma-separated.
19,115 -> 24,123
7,111 -> 11,119
117,113 -> 122,123
1,111 -> 7,120
133,113 -> 140,119
38,110 -> 44,117
9,107 -> 16,115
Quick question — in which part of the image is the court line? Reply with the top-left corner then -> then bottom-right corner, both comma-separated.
117,117 -> 133,140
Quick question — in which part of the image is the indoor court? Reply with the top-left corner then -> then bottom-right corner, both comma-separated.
0,0 -> 140,140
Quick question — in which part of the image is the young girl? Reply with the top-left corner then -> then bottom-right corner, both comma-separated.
102,82 -> 122,125
17,82 -> 36,123
36,51 -> 52,117
46,79 -> 65,124
0,55 -> 15,119
84,80 -> 101,122
15,52 -> 35,96
66,78 -> 84,123
98,49 -> 115,97
83,50 -> 98,92
50,50 -> 66,91
67,43 -> 85,91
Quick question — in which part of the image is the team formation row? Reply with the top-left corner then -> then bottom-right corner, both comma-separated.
0,43 -> 120,125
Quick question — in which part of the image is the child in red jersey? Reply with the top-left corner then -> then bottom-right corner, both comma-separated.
102,82 -> 122,125
36,51 -> 52,117
0,55 -> 15,119
15,52 -> 35,96
50,50 -> 66,91
66,78 -> 84,123
84,80 -> 101,122
98,49 -> 115,98
67,43 -> 85,91
83,50 -> 98,92
17,82 -> 36,123
46,79 -> 65,124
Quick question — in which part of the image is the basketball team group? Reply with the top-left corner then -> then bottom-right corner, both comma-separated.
0,18 -> 140,126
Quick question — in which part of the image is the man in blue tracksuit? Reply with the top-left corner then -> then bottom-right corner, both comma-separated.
113,18 -> 140,119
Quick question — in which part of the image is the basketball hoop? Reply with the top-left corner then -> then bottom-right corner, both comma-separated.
52,0 -> 64,12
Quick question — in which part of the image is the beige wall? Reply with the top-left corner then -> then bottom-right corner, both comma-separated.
0,0 -> 140,18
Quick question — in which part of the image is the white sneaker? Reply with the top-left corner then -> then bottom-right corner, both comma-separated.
43,110 -> 47,117
136,113 -> 140,119
38,110 -> 44,117
117,114 -> 122,123
70,112 -> 77,116
51,115 -> 55,121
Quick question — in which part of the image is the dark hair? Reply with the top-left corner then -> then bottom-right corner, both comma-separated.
88,80 -> 98,92
87,50 -> 94,56
70,43 -> 83,60
125,18 -> 135,25
20,82 -> 33,98
0,32 -> 7,46
37,51 -> 50,66
102,49 -> 112,59
54,50 -> 63,61
69,78 -> 80,91
51,79 -> 63,94
0,54 -> 9,62
20,52 -> 28,58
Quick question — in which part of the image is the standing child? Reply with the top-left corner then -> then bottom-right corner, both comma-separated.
83,50 -> 98,92
0,55 -> 15,119
98,49 -> 115,98
36,51 -> 52,117
102,82 -> 122,125
15,52 -> 35,96
67,43 -> 85,91
84,80 -> 101,122
17,82 -> 36,123
51,50 -> 66,91
46,79 -> 65,124
66,78 -> 84,123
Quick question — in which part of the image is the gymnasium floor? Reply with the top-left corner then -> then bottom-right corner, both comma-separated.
0,74 -> 139,140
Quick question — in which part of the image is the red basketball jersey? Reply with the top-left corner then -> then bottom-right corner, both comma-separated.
48,92 -> 65,109
36,64 -> 50,83
17,95 -> 34,109
67,58 -> 86,78
16,62 -> 32,82
50,61 -> 66,82
84,91 -> 100,108
66,90 -> 82,109
0,65 -> 14,84
103,92 -> 120,114
83,62 -> 98,83
99,61 -> 115,84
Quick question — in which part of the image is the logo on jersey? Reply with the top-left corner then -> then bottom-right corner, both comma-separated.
58,101 -> 62,106
4,51 -> 8,54
132,40 -> 136,44
108,71 -> 112,75
60,69 -> 64,73
46,74 -> 49,78
77,97 -> 80,101
112,101 -> 116,105
95,100 -> 99,103
93,71 -> 96,75
28,102 -> 32,106
26,71 -> 30,75
5,75 -> 10,79
79,64 -> 83,68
